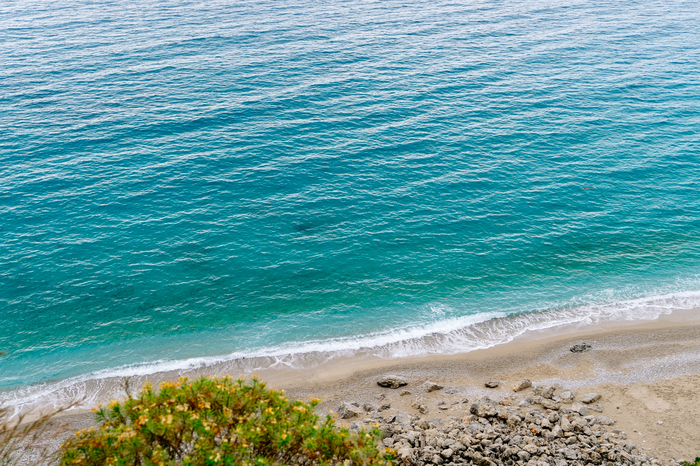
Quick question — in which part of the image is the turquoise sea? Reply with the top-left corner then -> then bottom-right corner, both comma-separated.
1,0 -> 699,411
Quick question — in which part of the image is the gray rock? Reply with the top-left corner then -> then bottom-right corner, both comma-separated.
512,379 -> 532,392
570,342 -> 592,353
412,400 -> 429,414
552,425 -> 564,438
561,448 -> 578,459
419,381 -> 444,392
560,416 -> 572,432
394,409 -> 411,426
396,445 -> 415,465
337,402 -> 364,419
399,390 -> 411,396
441,448 -> 454,459
541,399 -> 560,411
597,415 -> 615,425
554,390 -> 576,403
377,375 -> 409,389
535,385 -> 556,399
589,402 -> 604,412
485,380 -> 500,388
581,393 -> 601,404
571,403 -> 589,416
471,398 -> 498,417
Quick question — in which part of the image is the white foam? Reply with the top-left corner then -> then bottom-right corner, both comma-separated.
3,289 -> 700,416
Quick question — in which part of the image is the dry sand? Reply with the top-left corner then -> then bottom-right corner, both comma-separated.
39,312 -> 700,463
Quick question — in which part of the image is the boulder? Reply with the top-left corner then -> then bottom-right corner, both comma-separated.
377,375 -> 409,389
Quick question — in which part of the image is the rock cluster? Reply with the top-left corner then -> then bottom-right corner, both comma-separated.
342,379 -> 678,466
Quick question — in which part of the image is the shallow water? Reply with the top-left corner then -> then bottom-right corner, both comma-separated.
1,0 -> 699,410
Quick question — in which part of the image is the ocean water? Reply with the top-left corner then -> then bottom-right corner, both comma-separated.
1,0 -> 700,411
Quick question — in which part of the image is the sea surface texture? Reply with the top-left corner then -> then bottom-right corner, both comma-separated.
1,0 -> 699,410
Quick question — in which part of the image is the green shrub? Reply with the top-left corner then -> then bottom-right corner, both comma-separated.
683,458 -> 700,466
60,376 -> 394,466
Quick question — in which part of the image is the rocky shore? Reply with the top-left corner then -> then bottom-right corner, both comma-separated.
336,375 -> 681,466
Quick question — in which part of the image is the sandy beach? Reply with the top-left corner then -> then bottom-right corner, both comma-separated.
35,310 -> 700,464
279,317 -> 700,463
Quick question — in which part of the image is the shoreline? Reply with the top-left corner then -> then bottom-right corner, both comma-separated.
275,314 -> 700,463
33,309 -> 700,463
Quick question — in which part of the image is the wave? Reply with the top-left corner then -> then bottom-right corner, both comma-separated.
3,289 -> 700,416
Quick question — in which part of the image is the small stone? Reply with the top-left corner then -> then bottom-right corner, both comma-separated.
658,421 -> 663,425
377,375 -> 409,389
570,342 -> 592,353
597,415 -> 615,425
485,381 -> 500,388
418,381 -> 444,392
581,393 -> 601,404
399,390 -> 411,396
512,379 -> 532,392
441,448 -> 454,459
561,448 -> 578,459
378,402 -> 391,411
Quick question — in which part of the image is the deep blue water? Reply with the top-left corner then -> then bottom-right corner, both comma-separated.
1,0 -> 700,409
